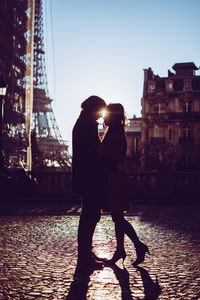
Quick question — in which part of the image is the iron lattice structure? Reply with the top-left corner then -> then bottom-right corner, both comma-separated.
32,0 -> 71,170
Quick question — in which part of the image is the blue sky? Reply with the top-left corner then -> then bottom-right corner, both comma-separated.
44,0 -> 200,152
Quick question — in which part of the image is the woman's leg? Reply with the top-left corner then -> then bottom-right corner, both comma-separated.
111,212 -> 150,265
122,216 -> 141,247
112,212 -> 140,249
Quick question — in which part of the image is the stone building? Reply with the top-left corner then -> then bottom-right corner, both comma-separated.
141,62 -> 200,171
126,117 -> 142,171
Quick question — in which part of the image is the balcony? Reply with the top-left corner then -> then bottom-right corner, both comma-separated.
146,113 -> 167,119
179,137 -> 195,144
146,112 -> 200,120
151,137 -> 165,144
167,112 -> 200,119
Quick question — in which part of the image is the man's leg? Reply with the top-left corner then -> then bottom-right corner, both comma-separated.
77,194 -> 101,265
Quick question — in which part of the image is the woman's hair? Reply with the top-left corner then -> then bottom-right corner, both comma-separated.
81,95 -> 106,111
106,103 -> 126,126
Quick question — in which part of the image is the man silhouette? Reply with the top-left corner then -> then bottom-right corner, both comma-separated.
72,95 -> 106,270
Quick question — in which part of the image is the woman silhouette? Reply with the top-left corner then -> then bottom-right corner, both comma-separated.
100,103 -> 150,265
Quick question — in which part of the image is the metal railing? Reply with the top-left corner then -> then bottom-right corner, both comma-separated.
2,170 -> 200,203
128,171 -> 200,202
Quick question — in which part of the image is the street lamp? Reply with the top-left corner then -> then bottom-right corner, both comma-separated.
0,79 -> 7,172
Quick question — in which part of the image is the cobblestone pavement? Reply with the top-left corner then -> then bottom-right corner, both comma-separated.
0,204 -> 200,299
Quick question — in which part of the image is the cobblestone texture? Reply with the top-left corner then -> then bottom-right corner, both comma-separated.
0,205 -> 199,299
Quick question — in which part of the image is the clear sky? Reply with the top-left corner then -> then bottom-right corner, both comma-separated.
44,0 -> 200,153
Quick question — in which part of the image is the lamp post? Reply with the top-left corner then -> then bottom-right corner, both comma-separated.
0,80 -> 7,172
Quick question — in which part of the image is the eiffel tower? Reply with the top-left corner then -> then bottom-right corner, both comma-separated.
32,0 -> 71,170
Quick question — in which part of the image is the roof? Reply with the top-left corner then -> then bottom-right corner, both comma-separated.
172,62 -> 198,71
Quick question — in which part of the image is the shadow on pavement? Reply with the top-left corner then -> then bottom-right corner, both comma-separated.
66,261 -> 161,300
136,266 -> 161,299
112,264 -> 133,300
134,204 -> 200,237
0,202 -> 81,216
66,262 -> 94,300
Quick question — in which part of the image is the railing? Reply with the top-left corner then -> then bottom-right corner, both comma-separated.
150,137 -> 165,144
2,170 -> 200,203
146,112 -> 200,120
30,171 -> 72,197
179,137 -> 195,144
128,171 -> 200,203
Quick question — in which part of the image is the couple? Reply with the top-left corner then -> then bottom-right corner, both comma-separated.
72,95 -> 149,271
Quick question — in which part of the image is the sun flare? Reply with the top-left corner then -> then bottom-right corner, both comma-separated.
98,108 -> 107,124
101,109 -> 107,118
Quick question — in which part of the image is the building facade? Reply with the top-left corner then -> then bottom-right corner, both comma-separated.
126,118 -> 142,171
140,62 -> 200,171
0,0 -> 34,170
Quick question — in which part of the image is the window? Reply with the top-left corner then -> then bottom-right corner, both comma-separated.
179,126 -> 194,145
183,101 -> 191,113
183,126 -> 191,138
185,153 -> 191,163
184,80 -> 192,91
153,125 -> 165,137
166,80 -> 173,91
134,138 -> 139,152
148,81 -> 155,93
154,103 -> 161,114
169,129 -> 172,140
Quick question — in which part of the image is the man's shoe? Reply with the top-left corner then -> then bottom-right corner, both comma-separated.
91,252 -> 108,262
88,259 -> 104,270
75,258 -> 104,277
